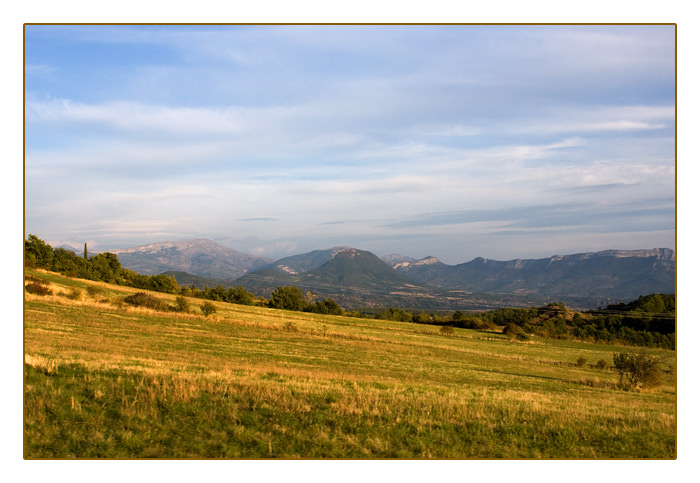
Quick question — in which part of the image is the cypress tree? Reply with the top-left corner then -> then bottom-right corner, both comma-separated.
84,243 -> 88,260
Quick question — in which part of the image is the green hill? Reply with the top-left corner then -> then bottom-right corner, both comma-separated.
237,248 -> 511,309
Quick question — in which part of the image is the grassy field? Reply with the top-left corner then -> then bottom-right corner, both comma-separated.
23,269 -> 676,458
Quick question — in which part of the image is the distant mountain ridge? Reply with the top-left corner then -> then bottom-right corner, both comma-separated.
109,238 -> 674,310
267,246 -> 351,274
390,248 -> 675,308
386,248 -> 674,271
236,248 -> 434,308
112,238 -> 272,280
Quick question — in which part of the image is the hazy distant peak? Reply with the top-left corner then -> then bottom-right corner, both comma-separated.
111,238 -> 272,279
111,238 -> 214,254
381,253 -> 417,265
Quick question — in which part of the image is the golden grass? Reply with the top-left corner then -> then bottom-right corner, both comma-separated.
23,269 -> 676,458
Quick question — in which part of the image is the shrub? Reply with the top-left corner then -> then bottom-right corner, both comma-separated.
200,301 -> 217,317
439,325 -> 455,336
595,359 -> 608,370
25,282 -> 53,296
613,352 -> 662,390
123,292 -> 170,311
86,286 -> 104,298
61,288 -> 82,300
503,323 -> 527,340
174,295 -> 190,313
576,356 -> 588,367
283,321 -> 299,332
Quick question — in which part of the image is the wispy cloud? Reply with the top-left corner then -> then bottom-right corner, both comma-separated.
239,217 -> 280,222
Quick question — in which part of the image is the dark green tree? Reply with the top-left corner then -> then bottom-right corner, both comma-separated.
225,286 -> 255,306
452,310 -> 467,322
307,298 -> 343,315
25,235 -> 53,268
90,252 -> 122,283
503,323 -> 528,340
200,301 -> 217,317
269,286 -> 306,311
148,274 -> 179,294
412,311 -> 431,323
175,295 -> 190,313
51,248 -> 89,277
613,352 -> 662,389
84,242 -> 88,260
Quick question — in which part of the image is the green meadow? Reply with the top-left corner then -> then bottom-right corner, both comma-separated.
23,269 -> 676,458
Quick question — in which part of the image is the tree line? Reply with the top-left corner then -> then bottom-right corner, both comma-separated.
370,298 -> 675,350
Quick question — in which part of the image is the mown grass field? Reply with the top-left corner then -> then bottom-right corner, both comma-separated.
23,269 -> 676,458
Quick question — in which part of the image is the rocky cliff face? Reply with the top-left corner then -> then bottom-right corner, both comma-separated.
390,256 -> 441,270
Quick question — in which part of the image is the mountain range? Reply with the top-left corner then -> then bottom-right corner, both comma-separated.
109,238 -> 675,310
111,238 -> 272,280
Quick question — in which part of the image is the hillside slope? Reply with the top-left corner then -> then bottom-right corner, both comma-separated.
23,268 -> 676,458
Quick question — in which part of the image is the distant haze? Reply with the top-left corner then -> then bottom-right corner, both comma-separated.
24,25 -> 675,265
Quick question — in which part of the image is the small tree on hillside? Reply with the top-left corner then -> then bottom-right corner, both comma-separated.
200,301 -> 217,317
269,286 -> 306,311
613,352 -> 662,390
503,323 -> 528,340
175,295 -> 190,313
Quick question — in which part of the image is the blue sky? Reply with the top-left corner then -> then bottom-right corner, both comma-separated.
24,24 -> 675,264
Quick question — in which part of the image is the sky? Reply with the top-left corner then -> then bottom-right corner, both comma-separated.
24,24 -> 676,264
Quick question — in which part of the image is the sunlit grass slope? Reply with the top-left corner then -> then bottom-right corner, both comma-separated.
23,269 -> 676,458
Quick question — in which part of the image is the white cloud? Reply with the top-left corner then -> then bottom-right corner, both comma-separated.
510,105 -> 675,135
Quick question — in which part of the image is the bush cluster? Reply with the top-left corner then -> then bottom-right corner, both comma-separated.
613,352 -> 662,390
503,323 -> 529,341
61,288 -> 82,300
174,296 -> 190,313
267,286 -> 343,315
25,282 -> 53,296
200,301 -> 217,317
123,292 -> 171,311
